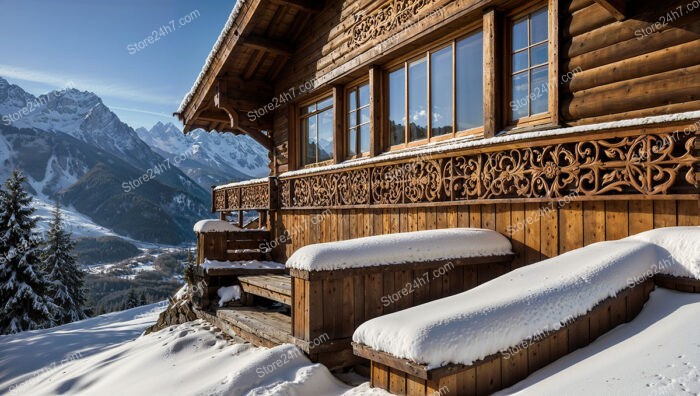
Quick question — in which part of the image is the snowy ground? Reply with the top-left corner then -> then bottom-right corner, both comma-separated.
0,303 -> 387,396
1,289 -> 698,395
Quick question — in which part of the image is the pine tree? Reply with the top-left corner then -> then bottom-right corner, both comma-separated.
41,200 -> 87,325
138,291 -> 147,306
0,170 -> 56,334
125,288 -> 138,309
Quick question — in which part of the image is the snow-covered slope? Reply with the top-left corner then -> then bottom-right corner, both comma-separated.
0,304 -> 387,396
136,122 -> 269,188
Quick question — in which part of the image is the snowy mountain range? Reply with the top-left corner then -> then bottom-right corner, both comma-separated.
136,122 -> 268,189
0,77 -> 267,245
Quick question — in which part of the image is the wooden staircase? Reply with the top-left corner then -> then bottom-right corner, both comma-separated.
239,274 -> 292,305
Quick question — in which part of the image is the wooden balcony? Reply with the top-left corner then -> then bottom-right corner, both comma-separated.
211,122 -> 699,214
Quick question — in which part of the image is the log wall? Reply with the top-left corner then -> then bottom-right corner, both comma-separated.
561,0 -> 700,124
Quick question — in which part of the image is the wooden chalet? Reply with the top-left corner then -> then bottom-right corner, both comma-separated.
176,0 -> 700,394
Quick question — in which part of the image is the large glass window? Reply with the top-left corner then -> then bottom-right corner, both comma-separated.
389,68 -> 406,146
388,30 -> 483,148
347,83 -> 370,157
301,96 -> 333,166
510,7 -> 549,122
431,46 -> 453,137
456,31 -> 483,131
408,58 -> 428,141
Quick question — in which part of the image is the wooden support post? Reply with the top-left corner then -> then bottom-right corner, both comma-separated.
548,0 -> 560,127
332,85 -> 345,163
238,210 -> 244,228
369,66 -> 383,156
483,8 -> 500,137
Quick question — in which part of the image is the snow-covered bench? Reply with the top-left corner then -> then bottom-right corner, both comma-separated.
351,227 -> 699,395
285,228 -> 514,367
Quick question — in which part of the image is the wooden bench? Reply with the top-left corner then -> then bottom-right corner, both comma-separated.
286,228 -> 515,369
353,277 -> 654,395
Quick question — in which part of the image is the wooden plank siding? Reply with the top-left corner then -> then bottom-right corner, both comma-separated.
277,200 -> 698,265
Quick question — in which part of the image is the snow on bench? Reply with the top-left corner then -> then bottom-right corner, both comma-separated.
353,227 -> 698,368
629,226 -> 699,279
286,228 -> 513,271
193,220 -> 241,233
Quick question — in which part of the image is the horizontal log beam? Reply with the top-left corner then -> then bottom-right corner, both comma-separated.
593,0 -> 626,21
269,0 -> 323,13
242,35 -> 294,57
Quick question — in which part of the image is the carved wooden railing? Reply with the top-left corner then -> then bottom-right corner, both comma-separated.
213,125 -> 698,212
212,178 -> 273,212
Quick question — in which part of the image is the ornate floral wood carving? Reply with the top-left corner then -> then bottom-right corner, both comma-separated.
213,131 -> 697,211
280,179 -> 291,207
348,0 -> 436,50
240,183 -> 269,209
226,189 -> 240,209
214,189 -> 226,210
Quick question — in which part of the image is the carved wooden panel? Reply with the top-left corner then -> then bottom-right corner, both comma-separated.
240,183 -> 270,209
348,0 -> 436,50
214,189 -> 226,210
226,188 -> 240,209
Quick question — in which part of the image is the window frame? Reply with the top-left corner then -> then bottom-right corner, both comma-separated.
344,79 -> 371,160
384,22 -> 484,151
504,1 -> 558,130
298,92 -> 335,168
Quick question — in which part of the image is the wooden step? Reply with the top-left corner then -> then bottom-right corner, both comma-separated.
215,306 -> 294,348
238,274 -> 292,305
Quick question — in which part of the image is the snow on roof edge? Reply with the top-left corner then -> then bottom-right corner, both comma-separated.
177,0 -> 246,115
279,110 -> 700,178
214,176 -> 269,191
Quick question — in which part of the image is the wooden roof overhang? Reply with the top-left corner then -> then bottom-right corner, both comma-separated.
174,0 -> 323,150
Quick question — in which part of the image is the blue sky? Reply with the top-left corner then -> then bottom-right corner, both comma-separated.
0,0 -> 235,129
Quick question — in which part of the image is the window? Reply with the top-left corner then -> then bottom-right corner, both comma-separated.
388,30 -> 483,148
389,68 -> 406,146
300,96 -> 334,166
456,32 -> 483,131
510,7 -> 549,122
346,83 -> 370,158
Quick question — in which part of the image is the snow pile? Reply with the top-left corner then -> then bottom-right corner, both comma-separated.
201,259 -> 285,271
287,228 -> 513,271
353,238 -> 660,368
498,289 -> 700,395
629,226 -> 700,279
193,219 -> 240,233
0,306 -> 388,396
217,285 -> 241,307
